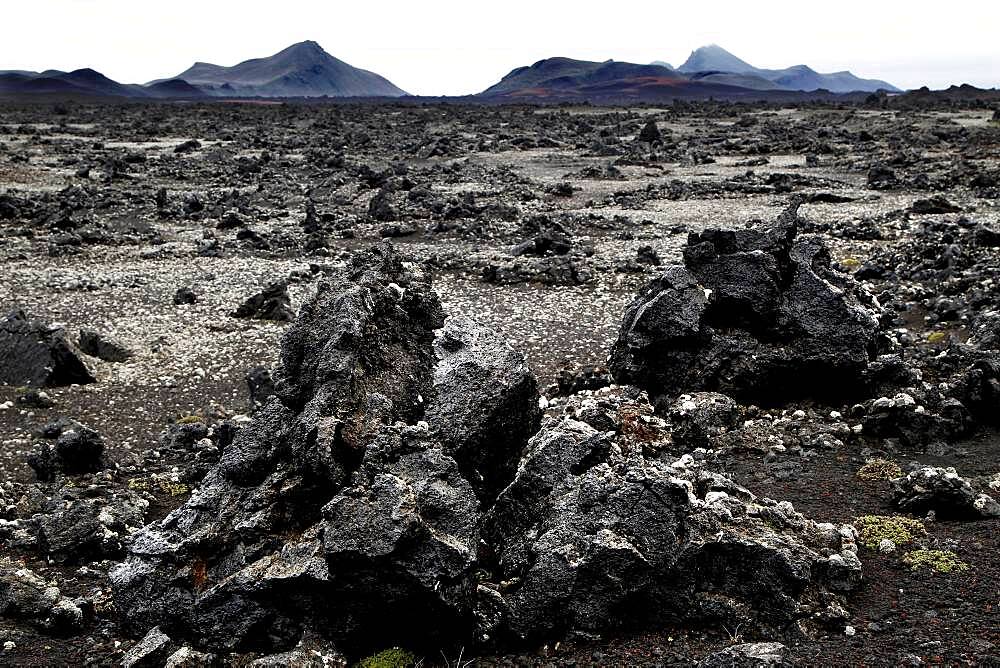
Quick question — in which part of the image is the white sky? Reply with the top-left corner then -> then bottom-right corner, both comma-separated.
3,0 -> 998,95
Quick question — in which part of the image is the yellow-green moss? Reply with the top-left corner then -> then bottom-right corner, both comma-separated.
902,549 -> 969,573
926,331 -> 947,344
127,476 -> 190,497
127,478 -> 151,491
854,515 -> 926,550
857,458 -> 903,482
157,480 -> 191,497
176,415 -> 205,425
842,257 -> 862,269
357,648 -> 418,668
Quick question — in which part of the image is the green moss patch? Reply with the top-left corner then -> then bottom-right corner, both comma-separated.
357,648 -> 418,668
855,515 -> 926,550
857,458 -> 903,481
903,549 -> 969,573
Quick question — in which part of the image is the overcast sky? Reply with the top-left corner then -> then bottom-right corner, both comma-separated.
3,0 -> 998,95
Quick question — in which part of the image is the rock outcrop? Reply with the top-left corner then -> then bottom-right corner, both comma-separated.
609,202 -> 882,406
113,242 -> 862,658
0,310 -> 96,387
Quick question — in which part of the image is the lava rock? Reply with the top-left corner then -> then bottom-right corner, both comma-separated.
112,242 -> 861,657
368,186 -> 398,222
16,389 -> 54,409
246,365 -> 276,413
113,242 -> 448,653
34,483 -> 147,562
173,287 -> 197,305
557,363 -> 613,395
426,316 -> 541,499
0,560 -> 85,634
666,392 -> 741,448
164,646 -> 216,668
78,328 -> 133,362
609,202 -> 882,405
122,626 -> 174,668
231,281 -> 295,322
910,196 -> 962,215
892,466 -> 1000,519
173,139 -> 201,154
637,119 -> 662,144
636,244 -> 661,266
0,310 -> 96,387
483,410 -> 862,642
697,642 -> 791,667
970,311 -> 1000,350
867,164 -> 899,190
27,420 -> 105,480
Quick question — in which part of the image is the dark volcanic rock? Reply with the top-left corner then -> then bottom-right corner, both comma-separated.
78,328 -> 133,362
426,316 -> 541,500
557,363 -> 613,395
0,310 -> 96,387
173,287 -> 197,305
910,196 -> 962,215
482,409 -> 862,643
27,419 -> 106,480
637,119 -> 662,144
112,242 -> 449,653
122,626 -> 174,668
231,281 -> 295,322
368,186 -> 398,222
0,560 -> 86,634
697,642 -> 790,667
609,202 -> 882,405
892,466 -> 1000,519
173,140 -> 201,154
112,243 -> 861,658
246,366 -> 276,413
665,392 -> 741,448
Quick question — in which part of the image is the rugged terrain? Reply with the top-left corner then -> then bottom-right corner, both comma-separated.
1,98 -> 999,666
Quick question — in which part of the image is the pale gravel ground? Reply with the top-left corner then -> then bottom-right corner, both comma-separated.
3,108 -> 997,479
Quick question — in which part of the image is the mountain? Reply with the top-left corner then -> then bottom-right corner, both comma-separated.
159,41 -> 408,98
650,60 -> 674,70
477,57 -> 831,102
678,44 -> 899,93
0,68 -> 152,97
679,45 -> 756,75
144,79 -> 209,99
481,58 -> 689,97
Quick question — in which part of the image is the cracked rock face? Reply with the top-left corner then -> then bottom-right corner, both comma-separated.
0,310 -> 96,387
427,315 -> 541,500
483,410 -> 861,643
892,466 -> 1000,519
112,242 -> 862,657
609,202 -> 883,406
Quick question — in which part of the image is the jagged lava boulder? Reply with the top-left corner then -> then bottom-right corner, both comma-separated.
0,310 -> 96,387
111,242 -> 536,656
426,316 -> 541,500
231,280 -> 295,322
483,403 -> 862,644
609,202 -> 882,406
113,242 -> 861,658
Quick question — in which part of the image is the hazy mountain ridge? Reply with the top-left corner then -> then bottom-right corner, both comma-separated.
677,44 -> 900,93
0,41 -> 936,101
160,41 -> 408,98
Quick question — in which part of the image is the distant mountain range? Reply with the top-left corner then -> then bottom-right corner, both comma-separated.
0,41 -> 407,100
0,41 -> 911,102
151,41 -> 407,97
0,68 -> 205,98
674,44 -> 900,93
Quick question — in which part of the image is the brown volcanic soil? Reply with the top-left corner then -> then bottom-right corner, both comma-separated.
1,100 -> 999,666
